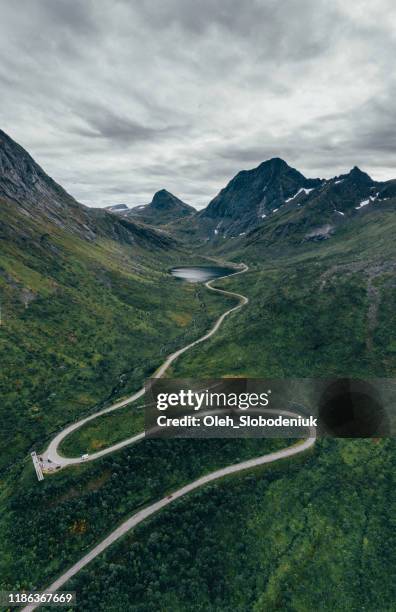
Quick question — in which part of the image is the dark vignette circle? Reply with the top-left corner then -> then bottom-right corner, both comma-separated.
318,379 -> 389,437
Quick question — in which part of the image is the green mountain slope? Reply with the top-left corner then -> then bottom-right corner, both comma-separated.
0,132 -> 230,468
171,200 -> 396,379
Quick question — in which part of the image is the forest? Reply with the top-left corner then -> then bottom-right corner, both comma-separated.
66,438 -> 396,611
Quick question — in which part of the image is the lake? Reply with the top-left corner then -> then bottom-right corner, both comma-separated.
170,265 -> 236,283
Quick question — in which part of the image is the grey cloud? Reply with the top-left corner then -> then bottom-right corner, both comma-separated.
216,79 -> 396,182
1,0 -> 396,207
299,91 -> 396,169
74,107 -> 179,143
136,0 -> 341,61
31,0 -> 97,36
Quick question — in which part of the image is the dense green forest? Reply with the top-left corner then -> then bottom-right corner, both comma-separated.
58,399 -> 146,457
0,438 -> 288,593
66,438 -> 396,611
1,237 -> 395,611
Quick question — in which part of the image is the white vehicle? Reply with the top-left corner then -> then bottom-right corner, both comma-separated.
81,453 -> 89,460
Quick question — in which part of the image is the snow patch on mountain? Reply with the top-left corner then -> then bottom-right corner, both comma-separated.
355,195 -> 377,209
285,187 -> 315,203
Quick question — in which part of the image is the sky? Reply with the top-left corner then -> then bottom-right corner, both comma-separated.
1,0 -> 396,210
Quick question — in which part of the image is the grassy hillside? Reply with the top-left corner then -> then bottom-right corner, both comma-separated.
0,199 -> 232,469
171,204 -> 396,379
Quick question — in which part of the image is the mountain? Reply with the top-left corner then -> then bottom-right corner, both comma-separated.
2,131 -> 395,612
0,129 -> 175,249
0,129 -> 84,215
0,128 -> 102,240
127,189 -> 195,226
171,158 -> 395,246
230,164 -> 396,250
205,163 -> 396,267
197,158 -> 322,237
0,129 -> 211,467
299,166 -> 378,218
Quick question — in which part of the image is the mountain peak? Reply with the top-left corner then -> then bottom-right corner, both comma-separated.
199,157 -> 321,235
0,129 -> 179,247
259,157 -> 289,169
150,190 -> 194,212
151,190 -> 178,208
154,188 -> 172,197
347,166 -> 372,182
127,189 -> 195,225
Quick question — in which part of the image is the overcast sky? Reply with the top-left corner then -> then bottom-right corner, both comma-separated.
1,0 -> 396,209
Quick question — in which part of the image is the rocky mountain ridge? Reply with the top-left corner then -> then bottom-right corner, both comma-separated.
0,129 -> 175,250
171,158 -> 395,244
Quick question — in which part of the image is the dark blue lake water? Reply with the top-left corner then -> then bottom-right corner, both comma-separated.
170,266 -> 236,283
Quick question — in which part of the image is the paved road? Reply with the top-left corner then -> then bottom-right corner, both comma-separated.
23,260 -> 316,611
23,413 -> 315,612
42,263 -> 249,468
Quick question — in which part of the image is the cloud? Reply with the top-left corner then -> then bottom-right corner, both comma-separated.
74,106 -> 181,143
0,0 -> 396,207
39,0 -> 98,35
137,0 -> 341,62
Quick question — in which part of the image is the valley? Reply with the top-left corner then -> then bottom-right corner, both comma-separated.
0,129 -> 395,611
33,262 -> 249,471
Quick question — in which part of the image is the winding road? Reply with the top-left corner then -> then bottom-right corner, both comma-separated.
24,262 -> 316,611
41,262 -> 249,468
